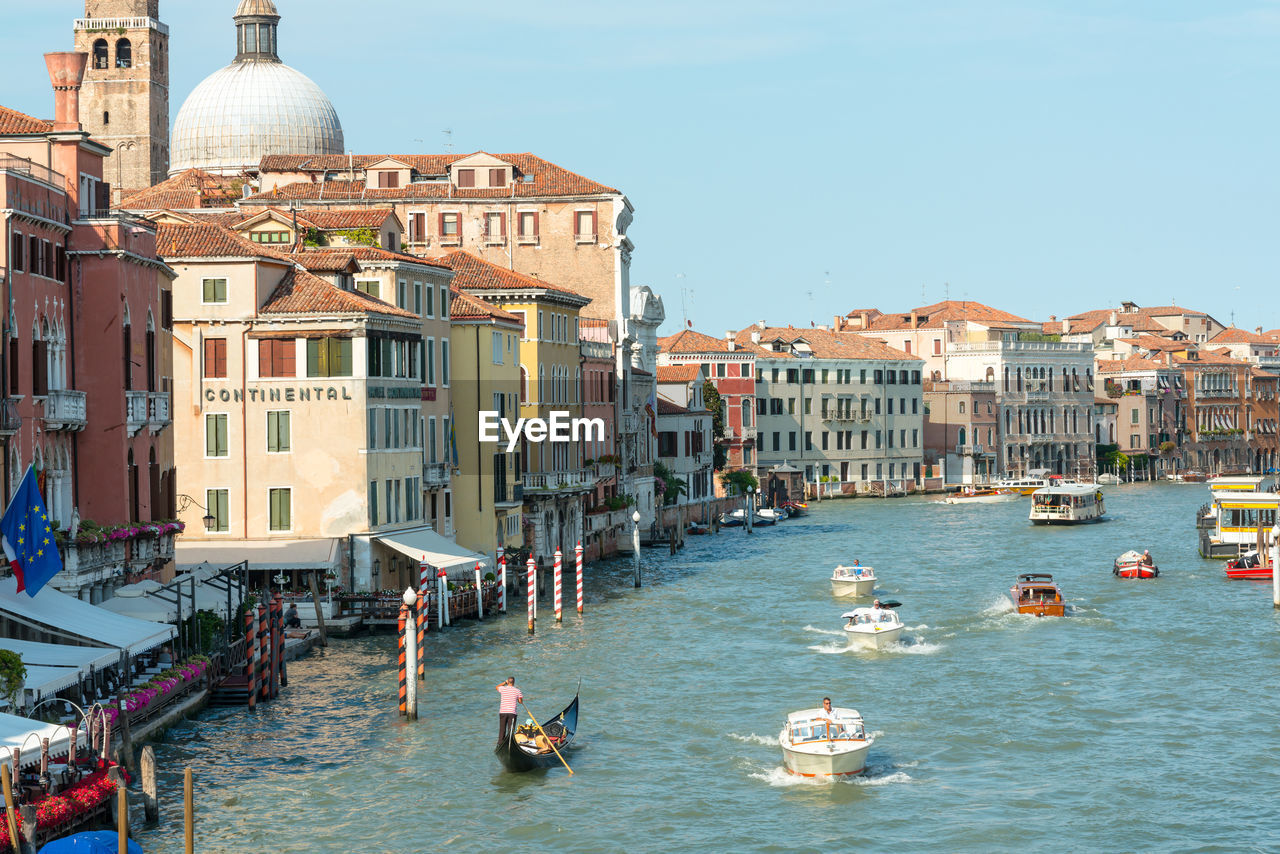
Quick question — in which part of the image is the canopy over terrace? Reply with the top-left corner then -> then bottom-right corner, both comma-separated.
0,578 -> 174,656
366,526 -> 488,587
0,713 -> 86,770
0,639 -> 119,710
99,576 -> 240,622
177,538 -> 340,578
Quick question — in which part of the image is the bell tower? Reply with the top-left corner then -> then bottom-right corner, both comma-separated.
73,0 -> 170,197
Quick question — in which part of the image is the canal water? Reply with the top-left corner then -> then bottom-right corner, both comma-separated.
136,483 -> 1280,853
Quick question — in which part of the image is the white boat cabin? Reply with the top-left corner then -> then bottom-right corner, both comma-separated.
1206,475 -> 1278,494
1201,492 -> 1280,558
1029,483 -> 1106,524
784,708 -> 866,743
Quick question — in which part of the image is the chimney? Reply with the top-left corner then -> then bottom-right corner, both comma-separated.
751,331 -> 761,345
910,310 -> 918,329
1061,319 -> 1069,334
833,315 -> 842,331
1109,311 -> 1118,326
725,331 -> 735,352
44,52 -> 87,132
756,320 -> 766,330
859,311 -> 869,328
1048,315 -> 1056,322
1165,351 -> 1173,367
1257,327 -> 1264,335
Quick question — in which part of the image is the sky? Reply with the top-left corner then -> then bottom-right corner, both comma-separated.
2,1 -> 1277,336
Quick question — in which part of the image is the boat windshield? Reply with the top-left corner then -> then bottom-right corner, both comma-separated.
789,719 -> 865,743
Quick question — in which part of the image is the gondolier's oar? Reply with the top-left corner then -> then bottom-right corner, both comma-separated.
519,701 -> 574,776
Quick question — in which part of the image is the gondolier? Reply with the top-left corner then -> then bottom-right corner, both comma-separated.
496,676 -> 522,743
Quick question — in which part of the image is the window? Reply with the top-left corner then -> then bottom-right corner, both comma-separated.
355,279 -> 380,299
490,168 -> 507,187
377,171 -> 400,188
441,339 -> 450,386
439,212 -> 460,241
206,489 -> 229,532
413,282 -> 423,315
575,210 -> 597,241
249,231 -> 290,243
369,481 -> 378,526
409,212 -> 427,244
202,278 -> 227,304
456,168 -> 475,188
267,410 -> 291,453
789,432 -> 797,451
269,488 -> 292,531
397,280 -> 408,309
492,332 -> 504,365
518,211 -> 539,241
92,39 -> 108,69
484,211 -> 506,241
203,338 -> 227,378
258,339 -> 295,377
306,337 -> 352,377
9,232 -> 22,272
205,413 -> 228,458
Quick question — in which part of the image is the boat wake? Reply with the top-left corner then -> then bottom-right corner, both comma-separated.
802,625 -> 844,637
749,761 -> 914,788
727,732 -> 778,747
807,641 -> 850,654
887,639 -> 944,655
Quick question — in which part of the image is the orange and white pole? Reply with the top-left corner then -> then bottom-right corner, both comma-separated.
526,556 -> 536,635
575,541 -> 584,615
554,548 -> 563,623
498,551 -> 507,613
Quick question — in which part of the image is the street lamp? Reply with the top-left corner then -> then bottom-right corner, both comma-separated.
176,494 -> 216,531
632,510 -> 642,588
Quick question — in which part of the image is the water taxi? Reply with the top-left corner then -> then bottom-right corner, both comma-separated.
1205,475 -> 1278,494
994,476 -> 1049,495
1010,573 -> 1065,616
1198,492 -> 1279,559
1113,550 -> 1159,579
779,707 -> 873,777
1224,550 -> 1273,580
943,487 -> 1019,505
1029,483 -> 1105,524
841,602 -> 903,649
830,564 -> 876,597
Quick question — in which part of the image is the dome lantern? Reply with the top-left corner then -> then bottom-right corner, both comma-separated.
234,0 -> 282,63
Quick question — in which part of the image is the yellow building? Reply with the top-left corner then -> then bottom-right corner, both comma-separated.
449,289 -> 524,563
160,222 -> 483,593
437,251 -> 594,562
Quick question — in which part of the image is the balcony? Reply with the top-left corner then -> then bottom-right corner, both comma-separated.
126,391 -> 149,436
43,389 -> 88,432
580,340 -> 612,360
424,462 -> 450,487
955,443 -> 990,455
0,399 -> 18,438
148,391 -> 171,432
522,469 -> 595,494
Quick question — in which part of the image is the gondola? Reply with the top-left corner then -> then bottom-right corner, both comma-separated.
494,691 -> 580,772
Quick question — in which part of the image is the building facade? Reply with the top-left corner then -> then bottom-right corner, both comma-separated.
1095,357 -> 1188,479
657,329 -> 757,478
922,380 -> 998,484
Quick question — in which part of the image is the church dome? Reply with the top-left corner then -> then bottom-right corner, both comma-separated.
169,2 -> 343,176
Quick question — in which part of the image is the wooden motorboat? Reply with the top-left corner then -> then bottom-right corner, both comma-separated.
494,692 -> 579,772
718,511 -> 744,528
830,564 -> 876,597
1114,550 -> 1159,579
1224,550 -> 1273,580
1010,574 -> 1065,616
782,501 -> 809,517
757,507 -> 784,524
779,707 -> 873,777
841,601 -> 903,649
943,487 -> 1019,505
686,521 -> 709,535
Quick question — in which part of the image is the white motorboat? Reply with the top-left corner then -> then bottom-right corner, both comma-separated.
841,603 -> 904,650
1096,473 -> 1123,485
830,565 -> 876,597
1029,483 -> 1106,524
779,707 -> 873,777
757,507 -> 785,524
942,487 -> 1019,505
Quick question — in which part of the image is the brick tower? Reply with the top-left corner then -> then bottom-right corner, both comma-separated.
74,0 -> 170,197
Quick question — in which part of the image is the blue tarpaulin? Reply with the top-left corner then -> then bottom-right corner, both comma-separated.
37,832 -> 143,854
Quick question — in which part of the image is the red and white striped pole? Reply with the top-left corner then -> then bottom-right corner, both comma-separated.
554,548 -> 563,623
575,541 -> 584,615
498,551 -> 507,613
526,556 -> 536,635
474,562 -> 484,620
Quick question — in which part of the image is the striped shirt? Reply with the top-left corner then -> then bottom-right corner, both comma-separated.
497,685 -> 523,714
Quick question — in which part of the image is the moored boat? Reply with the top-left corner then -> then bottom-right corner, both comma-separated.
718,510 -> 745,528
782,501 -> 809,517
841,602 -> 903,649
943,487 -> 1019,505
1029,483 -> 1106,524
1113,550 -> 1159,579
995,475 -> 1049,495
1224,550 -> 1273,580
1010,573 -> 1065,616
494,692 -> 580,772
1097,473 -> 1123,485
758,507 -> 785,524
830,564 -> 876,597
779,707 -> 873,777
687,521 -> 710,535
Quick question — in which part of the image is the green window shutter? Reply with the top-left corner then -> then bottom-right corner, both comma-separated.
279,411 -> 290,451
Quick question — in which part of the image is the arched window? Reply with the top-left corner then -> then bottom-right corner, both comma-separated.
958,401 -> 966,414
93,39 -> 109,69
520,366 -> 528,403
741,399 -> 751,428
116,39 -> 132,69
122,304 -> 132,391
538,365 -> 544,402
958,427 -> 967,446
146,311 -> 157,392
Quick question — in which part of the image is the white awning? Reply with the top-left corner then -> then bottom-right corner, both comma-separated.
0,578 -> 175,655
0,713 -> 85,770
176,538 -> 339,573
99,578 -> 237,622
374,527 -> 487,575
0,639 -> 117,672
22,665 -> 85,700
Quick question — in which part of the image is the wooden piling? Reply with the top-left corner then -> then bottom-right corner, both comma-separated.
245,608 -> 257,711
184,767 -> 194,854
114,769 -> 128,853
307,571 -> 328,647
141,745 -> 158,824
116,690 -> 134,771
527,556 -> 536,634
2,766 -> 20,854
18,804 -> 34,848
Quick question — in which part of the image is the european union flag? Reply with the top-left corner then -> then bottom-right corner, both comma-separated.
0,465 -> 62,597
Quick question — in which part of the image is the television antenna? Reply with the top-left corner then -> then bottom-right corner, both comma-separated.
442,129 -> 454,153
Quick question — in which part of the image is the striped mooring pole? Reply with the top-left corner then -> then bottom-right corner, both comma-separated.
258,604 -> 271,703
497,546 -> 506,613
245,607 -> 257,711
474,562 -> 484,620
575,541 -> 584,615
554,548 -> 563,623
415,590 -> 426,681
526,556 -> 536,635
396,604 -> 408,716
402,588 -> 418,720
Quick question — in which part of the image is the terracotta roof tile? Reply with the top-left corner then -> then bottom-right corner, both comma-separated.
1096,356 -> 1175,373
449,288 -> 525,325
260,267 -> 417,319
1063,308 -> 1179,335
741,326 -> 920,362
247,152 -> 619,201
121,169 -> 248,211
656,364 -> 703,384
1212,326 -> 1276,345
656,397 -> 691,415
0,105 -> 53,135
431,249 -> 587,300
656,329 -> 729,354
155,223 -> 292,261
291,246 -> 450,271
855,300 -> 1033,331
